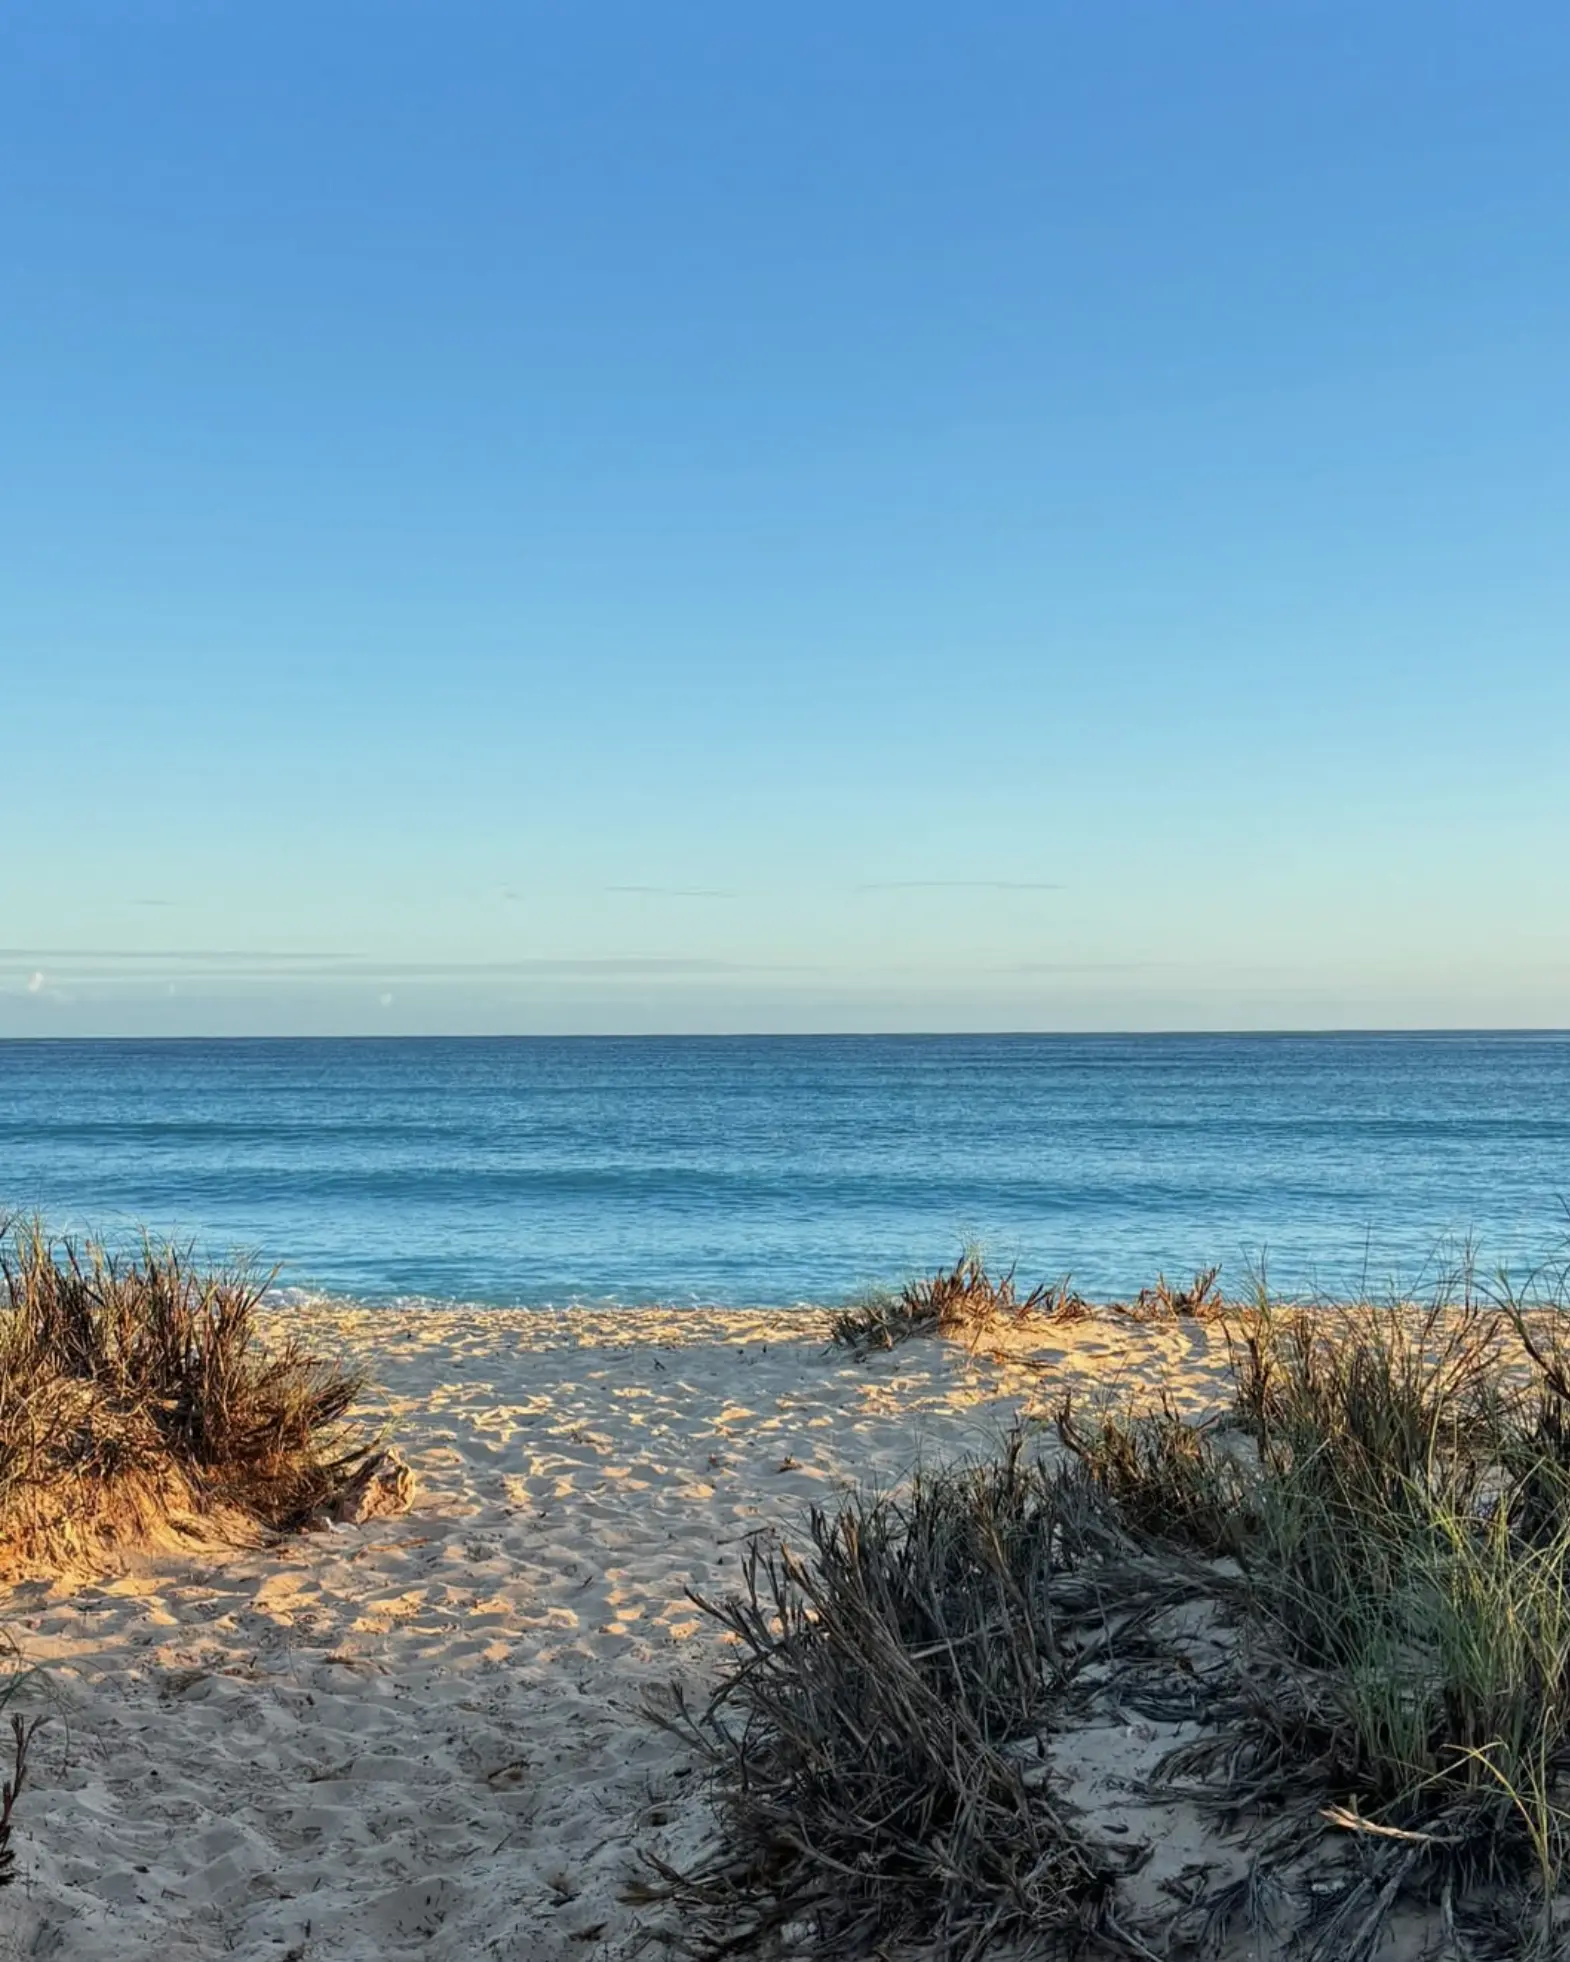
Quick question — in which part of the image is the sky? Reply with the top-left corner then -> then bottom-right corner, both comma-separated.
3,2 -> 1568,1035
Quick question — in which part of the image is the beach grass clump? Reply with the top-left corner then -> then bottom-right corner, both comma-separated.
1125,1263 -> 1226,1322
0,1715 -> 36,1890
1061,1287 -> 1570,1958
642,1435 -> 1149,1960
828,1252 -> 1087,1354
658,1256 -> 1570,1956
0,1641 -> 44,1892
0,1221 -> 375,1565
1057,1392 -> 1252,1557
829,1255 -> 1237,1353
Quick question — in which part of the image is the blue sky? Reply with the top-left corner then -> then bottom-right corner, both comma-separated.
4,2 -> 1567,1034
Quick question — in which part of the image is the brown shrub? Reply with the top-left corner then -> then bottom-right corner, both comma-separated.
0,1224 -> 375,1566
639,1435 -> 1150,1959
1124,1264 -> 1226,1323
829,1253 -> 1088,1354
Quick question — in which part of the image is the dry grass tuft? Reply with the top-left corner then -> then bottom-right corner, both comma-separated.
0,1221 -> 375,1567
0,1642 -> 43,1891
1125,1264 -> 1226,1322
1057,1392 -> 1251,1557
0,1713 -> 40,1889
641,1434 -> 1166,1960
831,1254 -> 1239,1353
829,1252 -> 1088,1354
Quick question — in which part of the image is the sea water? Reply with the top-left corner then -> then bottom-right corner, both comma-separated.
1,1033 -> 1567,1308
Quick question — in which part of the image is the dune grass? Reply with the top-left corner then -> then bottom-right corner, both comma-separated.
1128,1261 -> 1226,1322
827,1251 -> 1228,1354
0,1645 -> 43,1891
676,1259 -> 1570,1959
640,1434 -> 1172,1960
828,1251 -> 1089,1353
1064,1283 -> 1570,1959
0,1221 -> 375,1566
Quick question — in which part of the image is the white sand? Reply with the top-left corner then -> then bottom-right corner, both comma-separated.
0,1305 -> 1234,1961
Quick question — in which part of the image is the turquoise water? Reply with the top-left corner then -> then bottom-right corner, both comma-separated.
1,1034 -> 1567,1307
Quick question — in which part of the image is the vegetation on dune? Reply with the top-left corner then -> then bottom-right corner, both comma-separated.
639,1435 -> 1166,1960
667,1252 -> 1570,1961
828,1250 -> 1090,1353
0,1648 -> 43,1892
0,1220 -> 395,1892
1128,1261 -> 1226,1322
0,1220 -> 377,1566
1100,1285 -> 1570,1962
827,1250 -> 1228,1353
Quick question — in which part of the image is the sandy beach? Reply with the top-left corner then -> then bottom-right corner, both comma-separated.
0,1304 -> 1237,1960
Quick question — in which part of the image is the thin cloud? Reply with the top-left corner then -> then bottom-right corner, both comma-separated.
0,951 -> 762,982
0,947 -> 356,963
856,880 -> 1064,893
1006,960 -> 1156,974
26,971 -> 44,994
366,956 -> 752,978
605,885 -> 737,899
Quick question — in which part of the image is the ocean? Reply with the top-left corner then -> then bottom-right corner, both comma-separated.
1,1033 -> 1567,1308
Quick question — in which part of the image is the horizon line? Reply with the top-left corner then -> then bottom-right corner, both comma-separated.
1,1027 -> 1567,1044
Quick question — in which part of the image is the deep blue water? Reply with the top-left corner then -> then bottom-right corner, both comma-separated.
1,1034 -> 1568,1307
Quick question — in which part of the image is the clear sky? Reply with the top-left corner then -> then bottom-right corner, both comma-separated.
4,3 -> 1567,1035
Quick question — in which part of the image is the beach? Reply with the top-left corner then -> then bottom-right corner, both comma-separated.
0,1303 -> 1236,1960
9,2 -> 1558,1948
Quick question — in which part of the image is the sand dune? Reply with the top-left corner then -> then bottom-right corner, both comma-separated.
0,1304 -> 1233,1960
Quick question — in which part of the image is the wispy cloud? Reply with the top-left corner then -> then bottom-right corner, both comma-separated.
0,951 -> 764,987
1006,960 -> 1156,974
368,957 -> 753,977
856,880 -> 1064,893
604,885 -> 737,899
0,948 -> 355,963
